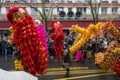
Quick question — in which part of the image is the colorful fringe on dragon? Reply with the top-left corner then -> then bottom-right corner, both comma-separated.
69,21 -> 120,75
69,22 -> 103,58
7,7 -> 48,75
95,21 -> 120,75
50,20 -> 64,61
35,20 -> 48,53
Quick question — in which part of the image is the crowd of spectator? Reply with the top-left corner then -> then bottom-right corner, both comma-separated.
0,31 -> 116,64
0,35 -> 14,58
48,32 -> 116,63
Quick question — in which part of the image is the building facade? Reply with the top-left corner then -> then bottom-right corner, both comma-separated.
0,0 -> 120,21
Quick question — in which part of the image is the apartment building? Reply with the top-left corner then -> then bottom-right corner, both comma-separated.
0,0 -> 120,21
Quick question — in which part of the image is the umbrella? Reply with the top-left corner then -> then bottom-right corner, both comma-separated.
0,69 -> 38,80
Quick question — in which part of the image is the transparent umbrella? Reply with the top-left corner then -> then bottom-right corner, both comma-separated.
0,69 -> 38,80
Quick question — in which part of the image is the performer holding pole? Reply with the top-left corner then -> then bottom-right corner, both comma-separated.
63,49 -> 70,77
50,20 -> 64,61
7,7 -> 48,75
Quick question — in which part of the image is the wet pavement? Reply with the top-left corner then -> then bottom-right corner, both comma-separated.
0,56 -> 120,80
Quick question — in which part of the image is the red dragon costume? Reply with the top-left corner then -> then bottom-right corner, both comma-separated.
50,20 -> 64,61
7,7 -> 48,75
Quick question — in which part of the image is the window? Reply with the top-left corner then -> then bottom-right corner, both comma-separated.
6,7 -> 10,13
30,0 -> 37,3
111,0 -> 118,3
101,7 -> 108,14
76,7 -> 86,14
17,0 -> 27,2
76,8 -> 82,18
31,7 -> 37,14
79,0 -> 98,3
5,0 -> 10,2
57,7 -> 64,12
24,0 -> 27,2
91,0 -> 98,3
47,0 -> 57,3
112,7 -> 118,14
44,0 -> 49,3
57,0 -> 63,3
76,7 -> 81,11
48,0 -> 54,3
68,8 -> 72,11
14,0 -> 18,3
102,0 -> 108,3
68,0 -> 72,3
83,8 -> 86,14
45,7 -> 50,14
78,0 -> 85,3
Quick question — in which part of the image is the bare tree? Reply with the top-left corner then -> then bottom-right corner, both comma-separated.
0,0 -> 4,14
22,0 -> 60,36
84,0 -> 101,24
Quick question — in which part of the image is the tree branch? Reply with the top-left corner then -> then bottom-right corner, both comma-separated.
22,0 -> 44,19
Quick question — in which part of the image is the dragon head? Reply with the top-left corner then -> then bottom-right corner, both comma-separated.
7,7 -> 27,24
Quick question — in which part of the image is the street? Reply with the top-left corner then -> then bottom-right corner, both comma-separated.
0,56 -> 120,80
